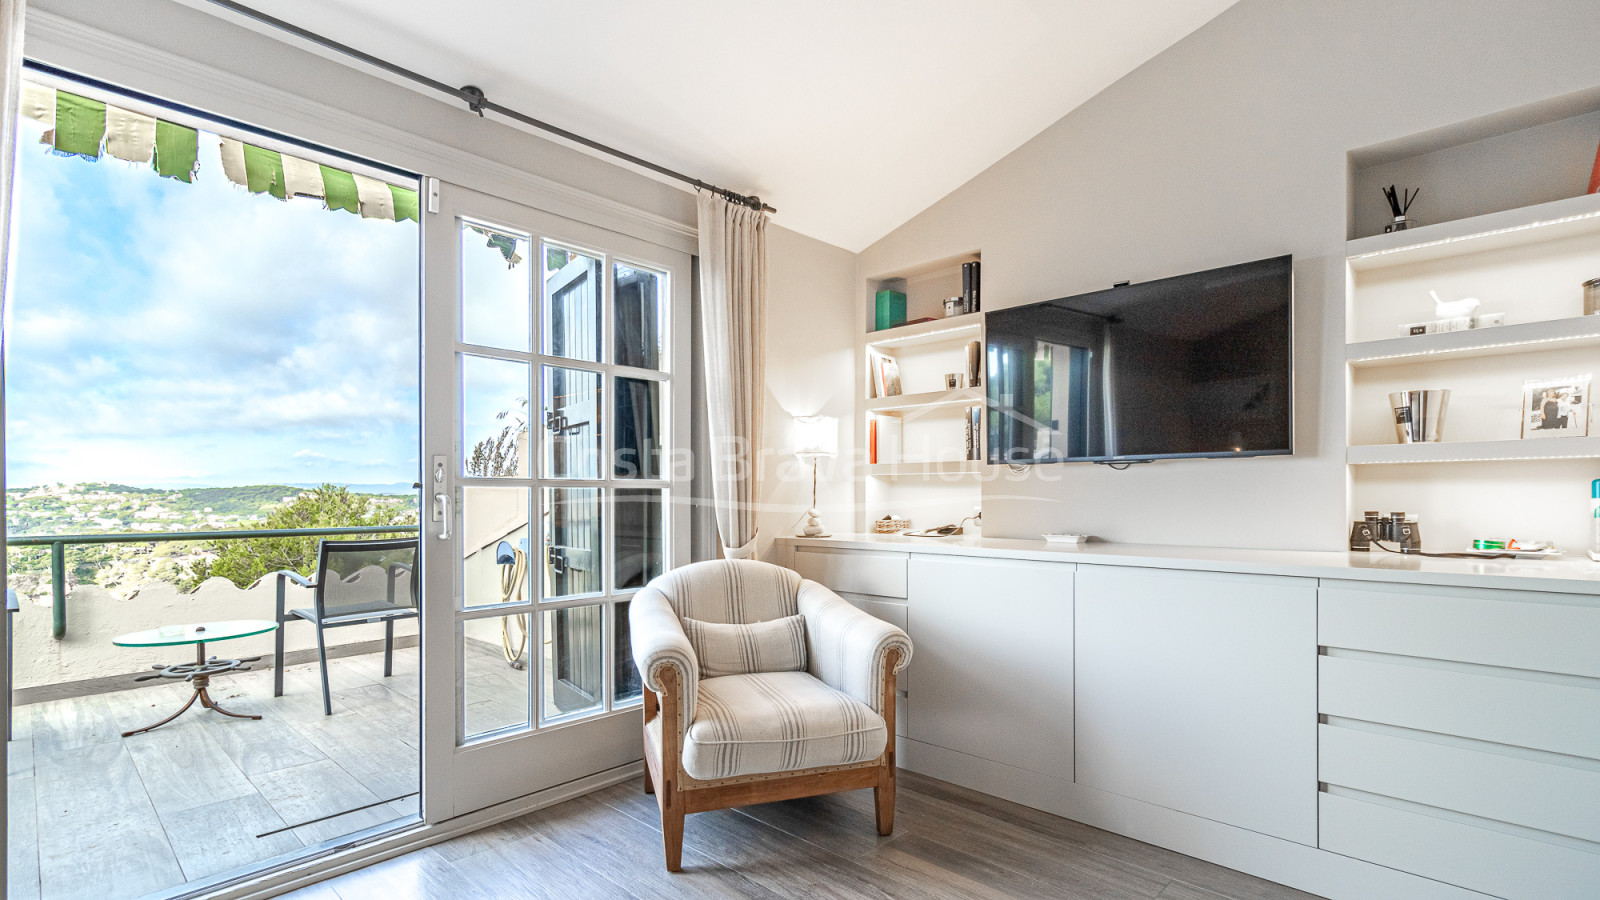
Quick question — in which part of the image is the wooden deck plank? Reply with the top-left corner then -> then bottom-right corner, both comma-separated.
7,775 -> 42,900
292,710 -> 419,801
248,757 -> 399,847
197,689 -> 332,777
122,721 -> 259,816
164,792 -> 303,882
33,741 -> 184,900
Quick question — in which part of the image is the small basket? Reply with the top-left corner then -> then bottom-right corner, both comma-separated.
873,517 -> 910,534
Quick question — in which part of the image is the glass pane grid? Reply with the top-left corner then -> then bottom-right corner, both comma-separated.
461,612 -> 534,740
456,224 -> 678,741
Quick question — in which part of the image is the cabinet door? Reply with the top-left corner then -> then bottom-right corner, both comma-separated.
1075,566 -> 1316,845
907,556 -> 1073,781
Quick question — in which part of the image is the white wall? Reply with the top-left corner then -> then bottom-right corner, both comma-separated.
757,224 -> 857,561
856,0 -> 1600,550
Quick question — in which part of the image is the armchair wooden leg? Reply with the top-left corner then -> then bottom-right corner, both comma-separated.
662,800 -> 684,872
875,765 -> 896,836
643,762 -> 655,794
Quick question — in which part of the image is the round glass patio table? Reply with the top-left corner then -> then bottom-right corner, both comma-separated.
112,619 -> 279,737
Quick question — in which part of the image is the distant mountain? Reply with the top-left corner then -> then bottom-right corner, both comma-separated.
286,482 -> 417,495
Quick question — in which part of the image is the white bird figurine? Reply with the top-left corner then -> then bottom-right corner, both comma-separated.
1431,290 -> 1480,318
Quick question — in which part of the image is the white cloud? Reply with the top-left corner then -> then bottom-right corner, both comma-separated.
6,122 -> 421,487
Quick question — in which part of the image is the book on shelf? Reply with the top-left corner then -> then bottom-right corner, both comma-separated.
966,405 -> 982,460
869,418 -> 878,464
962,260 -> 981,312
965,339 -> 982,387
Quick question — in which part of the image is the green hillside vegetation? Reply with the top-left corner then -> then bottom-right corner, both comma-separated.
4,482 -> 418,600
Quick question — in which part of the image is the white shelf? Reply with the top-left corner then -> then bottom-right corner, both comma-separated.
1346,191 -> 1600,272
865,313 -> 983,349
1346,315 -> 1600,367
1348,436 -> 1600,465
867,460 -> 983,476
866,386 -> 983,413
868,250 -> 980,283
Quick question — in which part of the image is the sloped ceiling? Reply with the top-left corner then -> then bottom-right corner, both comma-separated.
194,0 -> 1239,250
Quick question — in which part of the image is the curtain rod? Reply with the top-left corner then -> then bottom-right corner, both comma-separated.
202,0 -> 776,214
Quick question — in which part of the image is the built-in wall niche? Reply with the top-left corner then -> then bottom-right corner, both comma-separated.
866,250 -> 979,330
1348,85 -> 1600,240
859,252 -> 985,534
1344,125 -> 1600,557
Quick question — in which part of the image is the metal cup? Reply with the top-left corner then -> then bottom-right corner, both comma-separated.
1389,390 -> 1450,443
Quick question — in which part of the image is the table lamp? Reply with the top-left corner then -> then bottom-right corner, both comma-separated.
793,415 -> 838,537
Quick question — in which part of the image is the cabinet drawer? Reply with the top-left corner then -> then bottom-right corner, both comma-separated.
792,547 -> 907,598
1320,580 -> 1600,678
1319,655 -> 1600,760
1320,724 -> 1600,842
1319,792 -> 1600,900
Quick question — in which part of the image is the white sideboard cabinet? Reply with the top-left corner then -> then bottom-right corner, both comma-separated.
906,556 -> 1074,781
1074,565 -> 1318,846
777,534 -> 1600,900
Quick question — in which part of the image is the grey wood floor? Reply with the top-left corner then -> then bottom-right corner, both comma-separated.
7,645 -> 435,900
286,770 -> 1324,900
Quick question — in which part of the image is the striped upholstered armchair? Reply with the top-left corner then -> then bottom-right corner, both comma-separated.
630,558 -> 912,871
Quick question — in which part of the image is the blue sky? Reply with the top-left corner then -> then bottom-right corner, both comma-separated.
4,117 -> 421,489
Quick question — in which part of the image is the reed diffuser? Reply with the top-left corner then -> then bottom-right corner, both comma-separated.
1383,184 -> 1418,232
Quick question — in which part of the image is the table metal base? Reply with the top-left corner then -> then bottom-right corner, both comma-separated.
121,640 -> 263,737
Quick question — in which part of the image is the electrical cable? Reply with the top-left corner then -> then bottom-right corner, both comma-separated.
498,548 -> 529,669
1368,539 -> 1516,560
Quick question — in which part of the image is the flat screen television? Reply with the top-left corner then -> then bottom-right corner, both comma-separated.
985,254 -> 1293,465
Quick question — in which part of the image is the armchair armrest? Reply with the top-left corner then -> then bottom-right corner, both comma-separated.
629,586 -> 700,730
798,579 -> 912,716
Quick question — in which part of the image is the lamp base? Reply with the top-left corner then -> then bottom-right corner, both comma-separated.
796,507 -> 829,538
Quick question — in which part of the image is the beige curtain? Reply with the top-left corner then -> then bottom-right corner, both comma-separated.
696,191 -> 768,559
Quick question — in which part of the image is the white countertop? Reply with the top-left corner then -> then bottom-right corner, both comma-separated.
776,533 -> 1600,595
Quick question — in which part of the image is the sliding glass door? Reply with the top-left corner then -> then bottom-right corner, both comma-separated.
418,181 -> 690,819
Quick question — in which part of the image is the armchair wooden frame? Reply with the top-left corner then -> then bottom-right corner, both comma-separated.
640,648 -> 903,872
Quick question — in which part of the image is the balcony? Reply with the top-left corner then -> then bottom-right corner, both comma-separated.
5,527 -> 425,900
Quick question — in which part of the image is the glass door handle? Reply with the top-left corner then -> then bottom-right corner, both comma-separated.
434,492 -> 451,540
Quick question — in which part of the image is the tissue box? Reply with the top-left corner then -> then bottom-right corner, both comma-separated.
1399,313 -> 1504,336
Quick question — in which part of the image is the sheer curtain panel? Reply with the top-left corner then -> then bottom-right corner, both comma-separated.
695,191 -> 767,559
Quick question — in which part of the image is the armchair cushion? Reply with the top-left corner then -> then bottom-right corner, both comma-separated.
681,671 -> 886,780
681,614 -> 807,678
645,558 -> 802,624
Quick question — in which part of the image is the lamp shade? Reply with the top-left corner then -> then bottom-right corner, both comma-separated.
793,415 -> 838,459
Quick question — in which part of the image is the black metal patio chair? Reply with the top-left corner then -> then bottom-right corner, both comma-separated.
272,537 -> 419,715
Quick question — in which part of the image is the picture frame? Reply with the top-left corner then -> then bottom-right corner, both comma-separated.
877,355 -> 901,397
1520,375 -> 1590,439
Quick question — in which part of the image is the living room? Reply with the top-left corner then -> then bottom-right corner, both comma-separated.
2,2 -> 1597,899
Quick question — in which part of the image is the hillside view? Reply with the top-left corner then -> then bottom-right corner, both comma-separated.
5,482 -> 419,601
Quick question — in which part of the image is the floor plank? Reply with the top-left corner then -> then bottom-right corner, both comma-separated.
164,792 -> 303,882
7,774 -> 42,900
249,757 -> 398,847
33,741 -> 184,900
122,721 -> 259,816
8,649 -> 420,900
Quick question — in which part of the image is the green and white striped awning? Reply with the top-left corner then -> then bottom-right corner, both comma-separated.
19,82 -> 419,223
